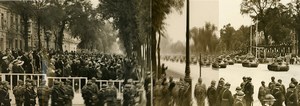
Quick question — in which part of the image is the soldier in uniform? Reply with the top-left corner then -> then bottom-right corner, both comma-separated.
285,83 -> 298,106
105,80 -> 117,106
278,79 -> 286,102
64,80 -> 74,106
243,77 -> 254,106
272,83 -> 284,106
216,78 -> 225,106
123,79 -> 136,106
97,84 -> 107,106
82,80 -> 98,106
258,81 -> 269,105
219,82 -> 233,106
207,80 -> 217,106
269,76 -> 276,91
13,80 -> 25,106
194,78 -> 206,106
0,81 -> 11,106
91,77 -> 99,93
37,80 -> 51,106
240,76 -> 247,91
24,82 -> 37,106
51,81 -> 66,106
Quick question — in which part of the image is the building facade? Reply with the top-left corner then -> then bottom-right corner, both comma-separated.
0,3 -> 79,52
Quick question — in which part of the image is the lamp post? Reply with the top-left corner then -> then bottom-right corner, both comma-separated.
185,0 -> 192,105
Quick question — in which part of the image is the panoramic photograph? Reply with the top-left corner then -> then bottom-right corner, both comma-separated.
0,0 -> 300,106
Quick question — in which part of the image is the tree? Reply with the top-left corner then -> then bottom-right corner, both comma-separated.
191,22 -> 218,54
152,0 -> 184,78
287,0 -> 300,55
220,24 -> 235,51
241,0 -> 280,45
5,1 -> 34,51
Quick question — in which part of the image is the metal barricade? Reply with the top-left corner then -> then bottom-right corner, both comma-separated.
47,77 -> 88,93
96,80 -> 140,93
0,73 -> 47,89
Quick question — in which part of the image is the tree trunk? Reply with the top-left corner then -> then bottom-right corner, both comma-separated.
297,29 -> 300,56
22,14 -> 29,51
37,17 -> 41,50
58,20 -> 66,52
157,31 -> 161,78
151,28 -> 157,79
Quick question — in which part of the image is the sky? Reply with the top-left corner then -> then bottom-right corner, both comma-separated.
89,0 -> 291,43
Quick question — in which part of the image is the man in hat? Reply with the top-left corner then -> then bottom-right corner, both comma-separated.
269,76 -> 276,91
285,83 -> 298,106
64,80 -> 74,106
278,79 -> 286,101
233,88 -> 246,106
82,80 -> 98,106
37,79 -> 51,106
258,81 -> 269,105
207,80 -> 217,106
243,77 -> 254,106
194,77 -> 206,106
51,80 -> 66,106
240,76 -> 247,91
219,82 -> 233,106
24,82 -> 37,106
91,77 -> 99,93
13,80 -> 25,106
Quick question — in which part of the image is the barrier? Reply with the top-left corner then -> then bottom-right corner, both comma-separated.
0,73 -> 87,93
96,79 -> 140,93
1,73 -> 47,89
48,77 -> 88,93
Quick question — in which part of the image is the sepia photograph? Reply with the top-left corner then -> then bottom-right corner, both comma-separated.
0,0 -> 300,106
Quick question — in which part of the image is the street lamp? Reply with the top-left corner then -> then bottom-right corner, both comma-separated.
45,30 -> 51,50
185,0 -> 192,105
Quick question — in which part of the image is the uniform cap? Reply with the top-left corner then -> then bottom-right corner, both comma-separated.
263,94 -> 276,102
225,82 -> 231,86
236,86 -> 242,91
289,83 -> 295,88
236,91 -> 245,96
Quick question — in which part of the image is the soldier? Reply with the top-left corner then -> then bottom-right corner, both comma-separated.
24,82 -> 37,106
219,82 -> 233,106
91,77 -> 99,93
258,81 -> 269,105
207,80 -> 217,106
272,83 -> 284,106
123,79 -> 136,106
51,81 -> 66,106
37,80 -> 51,106
243,77 -> 254,106
216,78 -> 225,106
105,80 -> 117,106
233,89 -> 246,106
285,83 -> 298,106
269,76 -> 276,91
97,84 -> 107,106
154,80 -> 163,106
179,80 -> 191,106
240,76 -> 247,91
0,81 -> 11,106
263,94 -> 276,106
194,78 -> 206,106
13,80 -> 25,106
64,80 -> 74,106
82,80 -> 98,106
278,79 -> 286,102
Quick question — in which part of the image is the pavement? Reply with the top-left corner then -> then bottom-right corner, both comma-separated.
163,60 -> 300,106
